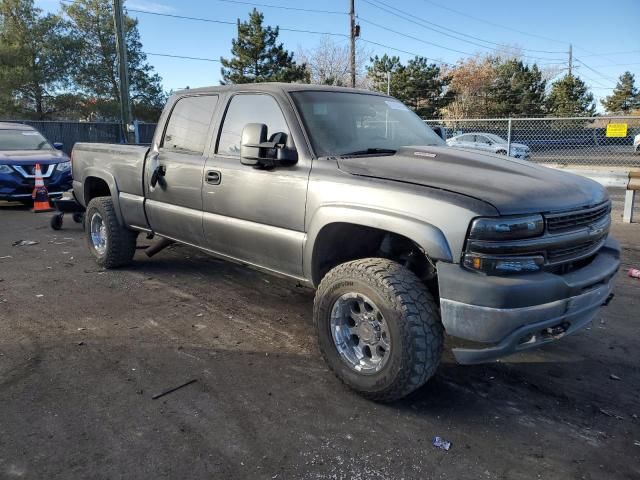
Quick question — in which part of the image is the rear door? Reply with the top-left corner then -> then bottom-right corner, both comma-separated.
144,94 -> 218,245
201,92 -> 310,278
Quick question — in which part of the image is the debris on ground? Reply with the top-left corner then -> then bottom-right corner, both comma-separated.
599,408 -> 624,420
12,240 -> 39,246
0,255 -> 13,259
35,294 -> 44,298
432,436 -> 452,451
628,268 -> 640,279
610,374 -> 621,381
152,379 -> 197,400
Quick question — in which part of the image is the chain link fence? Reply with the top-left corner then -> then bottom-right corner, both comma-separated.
425,116 -> 640,168
0,120 -> 158,155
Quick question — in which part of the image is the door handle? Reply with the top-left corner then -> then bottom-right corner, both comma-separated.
150,165 -> 166,187
205,170 -> 221,185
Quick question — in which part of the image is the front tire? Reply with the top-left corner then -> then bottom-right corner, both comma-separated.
314,258 -> 443,402
85,197 -> 138,268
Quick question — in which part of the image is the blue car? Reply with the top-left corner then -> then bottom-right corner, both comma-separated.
0,122 -> 73,202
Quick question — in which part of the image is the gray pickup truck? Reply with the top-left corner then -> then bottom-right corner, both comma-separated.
72,83 -> 620,401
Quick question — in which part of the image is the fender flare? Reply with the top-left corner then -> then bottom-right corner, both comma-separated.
304,204 -> 454,284
82,168 -> 124,225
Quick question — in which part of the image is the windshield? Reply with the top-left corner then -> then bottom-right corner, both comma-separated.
0,129 -> 53,151
484,133 -> 506,144
290,91 -> 445,157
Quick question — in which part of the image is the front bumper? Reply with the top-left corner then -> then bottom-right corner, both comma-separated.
438,237 -> 620,364
0,170 -> 72,201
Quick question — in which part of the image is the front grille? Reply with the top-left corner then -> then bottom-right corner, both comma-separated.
546,202 -> 610,233
547,237 -> 606,263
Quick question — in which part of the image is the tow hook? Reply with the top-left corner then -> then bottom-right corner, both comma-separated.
602,293 -> 615,306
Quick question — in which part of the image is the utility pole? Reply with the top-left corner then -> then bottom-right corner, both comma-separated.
113,0 -> 133,143
349,0 -> 357,88
386,71 -> 391,95
568,43 -> 573,77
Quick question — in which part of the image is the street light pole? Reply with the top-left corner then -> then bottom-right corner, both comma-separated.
112,0 -> 133,143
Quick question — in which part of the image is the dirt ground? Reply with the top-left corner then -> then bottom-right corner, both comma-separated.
0,190 -> 639,480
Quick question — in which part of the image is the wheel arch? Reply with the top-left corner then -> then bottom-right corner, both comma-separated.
82,169 -> 124,225
305,205 -> 453,287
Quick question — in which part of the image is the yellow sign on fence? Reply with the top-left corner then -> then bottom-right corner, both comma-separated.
606,123 -> 628,137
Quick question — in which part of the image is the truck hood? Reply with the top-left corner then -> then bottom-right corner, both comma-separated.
336,146 -> 608,215
0,149 -> 68,165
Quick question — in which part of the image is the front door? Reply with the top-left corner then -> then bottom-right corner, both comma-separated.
201,93 -> 310,279
144,94 -> 218,245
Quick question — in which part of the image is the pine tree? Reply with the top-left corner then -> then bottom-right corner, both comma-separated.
488,59 -> 546,117
62,0 -> 165,121
220,9 -> 307,84
0,0 -> 77,119
546,74 -> 596,117
367,55 -> 451,117
601,71 -> 639,114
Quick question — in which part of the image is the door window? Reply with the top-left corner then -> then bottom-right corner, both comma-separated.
162,95 -> 218,154
475,135 -> 490,144
217,94 -> 289,156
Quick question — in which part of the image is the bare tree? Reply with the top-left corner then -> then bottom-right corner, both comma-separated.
297,36 -> 371,88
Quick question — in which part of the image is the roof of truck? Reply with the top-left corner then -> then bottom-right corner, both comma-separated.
0,122 -> 36,131
174,82 -> 387,96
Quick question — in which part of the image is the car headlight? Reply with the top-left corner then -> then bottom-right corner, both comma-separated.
56,161 -> 71,172
463,254 -> 544,274
468,215 -> 544,240
0,164 -> 13,174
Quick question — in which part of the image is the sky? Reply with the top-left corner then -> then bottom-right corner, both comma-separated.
38,0 -> 640,111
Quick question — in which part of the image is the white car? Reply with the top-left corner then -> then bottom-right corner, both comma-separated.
634,134 -> 640,154
447,132 -> 531,159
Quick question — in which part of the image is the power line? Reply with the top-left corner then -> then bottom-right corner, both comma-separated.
359,38 -> 452,66
144,52 -> 221,62
575,59 -> 618,83
362,0 -> 566,56
127,9 -> 349,38
209,0 -> 345,15
579,50 -> 640,58
358,17 -> 475,56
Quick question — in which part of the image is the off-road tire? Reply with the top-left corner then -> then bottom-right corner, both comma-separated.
314,258 -> 443,402
85,196 -> 138,268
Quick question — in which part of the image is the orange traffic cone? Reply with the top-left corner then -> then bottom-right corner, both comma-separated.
32,163 -> 53,213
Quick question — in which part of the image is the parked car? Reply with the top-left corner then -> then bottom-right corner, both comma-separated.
72,84 -> 618,402
0,122 -> 72,203
447,132 -> 531,159
634,133 -> 640,154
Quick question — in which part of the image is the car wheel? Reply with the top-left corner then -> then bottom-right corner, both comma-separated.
496,150 -> 507,155
50,213 -> 63,231
72,212 -> 84,224
314,258 -> 443,402
85,196 -> 138,268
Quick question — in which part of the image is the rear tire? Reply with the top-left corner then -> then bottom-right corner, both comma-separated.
85,197 -> 138,268
496,150 -> 507,155
314,258 -> 443,402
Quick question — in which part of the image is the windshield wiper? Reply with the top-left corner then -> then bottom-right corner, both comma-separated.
341,148 -> 397,156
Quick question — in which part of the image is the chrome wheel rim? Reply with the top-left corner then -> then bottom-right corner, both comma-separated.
90,212 -> 107,256
330,293 -> 391,374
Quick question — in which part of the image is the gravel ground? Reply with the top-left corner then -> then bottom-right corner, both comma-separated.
0,190 -> 639,479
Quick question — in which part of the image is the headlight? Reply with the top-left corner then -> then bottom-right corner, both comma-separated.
468,215 -> 544,240
56,161 -> 71,172
0,164 -> 13,174
463,254 -> 544,275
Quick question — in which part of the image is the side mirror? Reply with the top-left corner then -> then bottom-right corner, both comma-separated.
240,123 -> 297,168
430,126 -> 446,140
53,142 -> 64,150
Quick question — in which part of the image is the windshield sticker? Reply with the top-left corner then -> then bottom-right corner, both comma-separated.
313,103 -> 328,115
21,132 -> 40,135
385,100 -> 408,111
